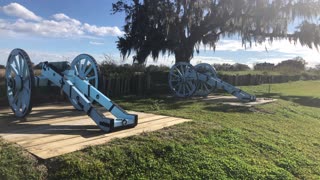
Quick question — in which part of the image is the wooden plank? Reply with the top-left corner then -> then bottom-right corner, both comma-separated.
0,114 -> 172,142
0,104 -> 191,159
0,118 -> 94,137
17,115 -> 169,147
26,116 -> 178,153
33,118 -> 189,159
0,109 -> 153,133
1,114 -> 162,144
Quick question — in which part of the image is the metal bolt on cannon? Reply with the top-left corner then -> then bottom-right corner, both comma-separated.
168,62 -> 256,102
5,48 -> 137,132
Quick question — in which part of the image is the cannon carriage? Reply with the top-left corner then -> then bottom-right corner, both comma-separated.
168,62 -> 256,102
5,48 -> 137,132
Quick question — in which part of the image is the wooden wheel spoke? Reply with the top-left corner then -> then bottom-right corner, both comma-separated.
171,73 -> 179,78
74,65 -> 79,74
77,63 -> 82,74
180,65 -> 185,75
182,84 -> 186,95
16,94 -> 22,109
19,55 -> 24,75
10,63 -> 19,75
82,59 -> 89,73
185,83 -> 191,92
173,81 -> 182,89
174,67 -> 183,76
84,65 -> 93,76
22,60 -> 28,77
186,81 -> 193,89
13,92 -> 19,104
177,84 -> 182,94
203,83 -> 209,92
14,55 -> 20,73
87,76 -> 96,81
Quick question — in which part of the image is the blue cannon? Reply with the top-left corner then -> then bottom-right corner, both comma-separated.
168,62 -> 256,102
5,48 -> 137,132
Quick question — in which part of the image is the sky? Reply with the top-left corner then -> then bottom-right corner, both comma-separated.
0,0 -> 319,68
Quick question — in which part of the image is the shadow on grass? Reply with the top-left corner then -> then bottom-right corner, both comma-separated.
202,104 -> 252,113
116,95 -> 253,114
259,93 -> 320,108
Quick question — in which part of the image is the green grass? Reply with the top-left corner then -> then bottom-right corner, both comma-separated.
219,70 -> 320,76
0,140 -> 47,179
1,80 -> 320,179
219,70 -> 282,76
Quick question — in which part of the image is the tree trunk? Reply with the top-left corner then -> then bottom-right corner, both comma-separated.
174,44 -> 194,63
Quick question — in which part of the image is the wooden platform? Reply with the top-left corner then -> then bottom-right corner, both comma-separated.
200,96 -> 277,107
0,104 -> 190,159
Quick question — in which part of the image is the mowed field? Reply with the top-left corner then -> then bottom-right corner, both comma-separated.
0,80 -> 320,179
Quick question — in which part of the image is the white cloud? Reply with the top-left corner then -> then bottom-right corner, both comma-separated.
202,39 -> 320,67
143,54 -> 237,67
0,3 -> 123,38
89,41 -> 105,45
83,23 -> 124,36
52,13 -> 81,25
0,18 -> 84,37
191,56 -> 236,65
0,48 -> 112,66
0,3 -> 42,21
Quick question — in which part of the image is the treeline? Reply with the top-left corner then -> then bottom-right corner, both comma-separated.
213,63 -> 250,71
1,56 -> 319,75
100,60 -> 170,78
212,56 -> 309,73
253,57 -> 307,73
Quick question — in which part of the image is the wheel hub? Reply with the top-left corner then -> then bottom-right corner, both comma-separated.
8,78 -> 15,89
181,77 -> 185,83
14,76 -> 23,91
8,77 -> 23,91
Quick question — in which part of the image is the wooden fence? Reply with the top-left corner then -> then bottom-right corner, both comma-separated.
99,72 -> 320,97
1,72 -> 319,103
100,72 -> 152,97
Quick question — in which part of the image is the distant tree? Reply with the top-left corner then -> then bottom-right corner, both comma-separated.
213,63 -> 233,71
113,0 -> 320,64
146,64 -> 170,72
254,62 -> 275,71
276,56 -> 307,73
0,64 -> 5,69
233,63 -> 250,71
213,63 -> 250,71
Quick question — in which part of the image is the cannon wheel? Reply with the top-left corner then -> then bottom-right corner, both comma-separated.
194,63 -> 218,97
5,49 -> 34,117
69,54 -> 100,110
168,62 -> 198,97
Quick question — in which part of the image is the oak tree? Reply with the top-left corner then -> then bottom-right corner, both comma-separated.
113,0 -> 320,64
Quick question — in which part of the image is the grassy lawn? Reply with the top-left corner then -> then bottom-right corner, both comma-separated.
219,70 -> 282,76
219,70 -> 320,76
1,80 -> 320,179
